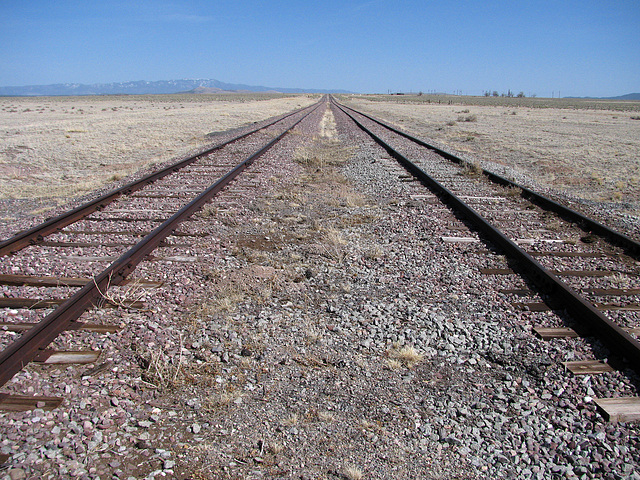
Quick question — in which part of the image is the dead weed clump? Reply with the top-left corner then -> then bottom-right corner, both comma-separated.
388,345 -> 424,369
136,341 -> 186,390
294,141 -> 356,169
203,391 -> 242,414
321,227 -> 348,263
197,265 -> 280,315
461,161 -> 483,177
457,114 -> 478,122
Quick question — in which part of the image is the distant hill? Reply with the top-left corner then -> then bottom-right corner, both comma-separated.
606,93 -> 640,100
565,93 -> 640,100
0,78 -> 352,96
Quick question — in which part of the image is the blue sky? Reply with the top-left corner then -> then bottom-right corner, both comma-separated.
1,0 -> 638,97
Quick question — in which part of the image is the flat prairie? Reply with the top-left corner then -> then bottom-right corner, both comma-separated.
340,95 -> 640,219
0,94 -> 317,220
1,93 -> 639,230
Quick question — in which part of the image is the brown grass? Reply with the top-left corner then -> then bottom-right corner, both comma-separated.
388,345 -> 424,368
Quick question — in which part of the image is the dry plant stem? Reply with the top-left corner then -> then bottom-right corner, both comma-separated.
93,273 -> 146,309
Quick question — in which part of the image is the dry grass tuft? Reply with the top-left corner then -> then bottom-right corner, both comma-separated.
364,244 -> 384,260
329,184 -> 367,208
388,345 -> 424,368
137,339 -> 185,389
197,266 -> 279,315
268,442 -> 284,455
457,114 -> 478,122
203,391 -> 241,413
319,107 -> 338,138
321,227 -> 348,263
386,358 -> 402,370
317,411 -> 335,422
343,466 -> 364,480
462,161 -> 483,176
305,329 -> 322,345
505,186 -> 522,197
610,272 -> 634,289
94,274 -> 147,309
281,413 -> 299,426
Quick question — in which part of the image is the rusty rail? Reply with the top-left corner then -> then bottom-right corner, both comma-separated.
0,99 -> 322,388
0,103 -> 316,257
334,99 -> 640,259
332,98 -> 640,373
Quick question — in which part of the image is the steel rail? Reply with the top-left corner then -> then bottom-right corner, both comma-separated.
0,103 -> 317,257
0,99 -> 322,388
333,100 -> 640,373
332,98 -> 640,259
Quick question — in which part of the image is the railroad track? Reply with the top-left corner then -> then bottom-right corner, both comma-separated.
331,96 -> 640,422
2,95 -> 639,476
0,97 -> 324,414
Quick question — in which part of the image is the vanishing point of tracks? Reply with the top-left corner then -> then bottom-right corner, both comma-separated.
1,94 -> 639,470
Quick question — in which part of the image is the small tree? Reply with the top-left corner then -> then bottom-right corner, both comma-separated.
492,91 -> 499,97
517,91 -> 525,98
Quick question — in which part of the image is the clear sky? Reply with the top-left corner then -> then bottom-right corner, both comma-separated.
1,0 -> 638,97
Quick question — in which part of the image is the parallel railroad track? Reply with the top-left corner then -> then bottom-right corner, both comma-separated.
331,96 -> 640,422
2,94 -> 640,476
0,98 -> 324,411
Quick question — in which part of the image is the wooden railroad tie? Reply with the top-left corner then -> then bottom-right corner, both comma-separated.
0,298 -> 145,310
63,229 -> 206,237
534,326 -> 640,339
34,349 -> 101,365
0,322 -> 119,333
514,301 -> 640,312
562,360 -> 614,375
0,274 -> 162,289
0,394 -> 63,412
533,327 -> 581,339
481,268 -> 619,277
595,398 -> 640,423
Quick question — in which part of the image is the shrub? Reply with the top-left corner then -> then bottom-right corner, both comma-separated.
457,114 -> 477,122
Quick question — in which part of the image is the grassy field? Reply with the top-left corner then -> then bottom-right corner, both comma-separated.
2,92 -> 638,230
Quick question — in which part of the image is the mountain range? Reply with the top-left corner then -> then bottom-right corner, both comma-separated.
566,93 -> 640,100
0,79 -> 353,96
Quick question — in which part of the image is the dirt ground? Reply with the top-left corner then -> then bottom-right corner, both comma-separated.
0,94 -> 317,219
339,95 -> 640,218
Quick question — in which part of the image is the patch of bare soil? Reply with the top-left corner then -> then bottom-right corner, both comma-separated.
340,96 -> 640,217
0,94 -> 317,220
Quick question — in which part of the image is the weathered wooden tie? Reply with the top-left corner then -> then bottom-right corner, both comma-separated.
562,360 -> 614,375
595,398 -> 640,422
